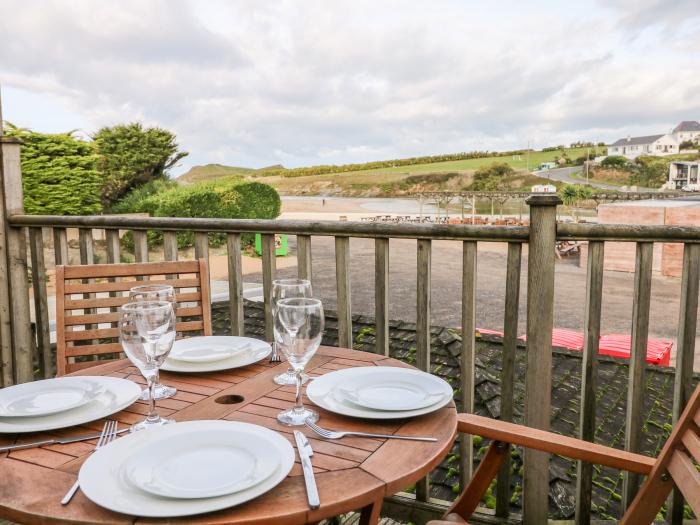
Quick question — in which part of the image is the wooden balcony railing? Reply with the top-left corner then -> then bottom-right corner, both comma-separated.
1,136 -> 699,525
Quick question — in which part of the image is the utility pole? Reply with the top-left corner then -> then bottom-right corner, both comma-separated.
526,140 -> 531,172
586,148 -> 590,184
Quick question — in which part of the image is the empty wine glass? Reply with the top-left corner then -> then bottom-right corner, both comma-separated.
274,298 -> 324,426
271,279 -> 312,386
129,284 -> 177,401
120,301 -> 176,432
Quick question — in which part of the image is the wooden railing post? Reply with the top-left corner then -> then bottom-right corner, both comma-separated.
1,136 -> 34,384
374,238 -> 389,356
0,136 -> 18,385
522,194 -> 560,525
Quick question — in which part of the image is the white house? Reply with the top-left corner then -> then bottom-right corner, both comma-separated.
672,121 -> 700,145
666,161 -> 700,190
607,134 -> 679,160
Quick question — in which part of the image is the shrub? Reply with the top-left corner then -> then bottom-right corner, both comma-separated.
119,179 -> 281,250
110,179 -> 177,214
5,124 -> 102,215
470,162 -> 515,190
679,140 -> 696,150
601,155 -> 628,169
93,123 -> 188,207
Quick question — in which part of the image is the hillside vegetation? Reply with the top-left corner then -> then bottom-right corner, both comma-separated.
178,145 -> 594,196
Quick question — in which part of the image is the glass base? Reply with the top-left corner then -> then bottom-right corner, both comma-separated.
274,369 -> 310,386
139,383 -> 177,401
130,415 -> 175,432
277,407 -> 319,427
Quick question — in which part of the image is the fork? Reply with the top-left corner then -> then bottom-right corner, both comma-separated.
269,341 -> 282,363
61,419 -> 119,505
305,419 -> 437,442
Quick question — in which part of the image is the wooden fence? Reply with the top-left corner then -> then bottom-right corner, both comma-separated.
1,135 -> 699,524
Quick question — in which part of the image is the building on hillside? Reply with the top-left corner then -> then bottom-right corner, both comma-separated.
667,161 -> 700,189
531,183 -> 557,193
607,134 -> 678,159
672,120 -> 700,144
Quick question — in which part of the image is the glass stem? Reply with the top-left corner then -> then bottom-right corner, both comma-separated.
293,370 -> 304,413
146,374 -> 158,421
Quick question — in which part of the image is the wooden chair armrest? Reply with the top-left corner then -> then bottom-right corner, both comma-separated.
458,414 -> 655,475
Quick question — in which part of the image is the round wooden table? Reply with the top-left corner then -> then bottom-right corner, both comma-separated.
0,346 -> 457,525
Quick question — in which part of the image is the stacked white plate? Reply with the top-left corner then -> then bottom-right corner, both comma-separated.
306,366 -> 453,419
0,376 -> 141,433
79,420 -> 295,517
162,336 -> 271,373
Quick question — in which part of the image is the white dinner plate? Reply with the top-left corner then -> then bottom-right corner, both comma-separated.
125,427 -> 279,499
0,377 -> 105,417
0,377 -> 141,433
169,336 -> 253,363
306,366 -> 453,419
162,337 -> 271,373
335,368 -> 448,411
79,420 -> 295,518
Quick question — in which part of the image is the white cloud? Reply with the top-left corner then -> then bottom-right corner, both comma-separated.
1,0 -> 699,173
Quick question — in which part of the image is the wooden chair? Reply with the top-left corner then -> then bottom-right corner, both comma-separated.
428,381 -> 700,525
56,259 -> 212,376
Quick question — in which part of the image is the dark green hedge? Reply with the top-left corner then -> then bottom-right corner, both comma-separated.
119,178 -> 281,250
5,125 -> 102,215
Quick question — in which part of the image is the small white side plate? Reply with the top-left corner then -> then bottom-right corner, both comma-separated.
169,337 -> 252,363
162,337 -> 271,373
0,377 -> 105,417
0,377 -> 141,433
79,420 -> 295,518
125,428 -> 279,499
307,366 -> 453,419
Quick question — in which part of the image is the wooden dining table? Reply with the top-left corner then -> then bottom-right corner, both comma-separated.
0,345 -> 458,525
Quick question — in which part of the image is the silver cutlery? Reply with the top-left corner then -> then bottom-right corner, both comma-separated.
61,419 -> 119,505
269,342 -> 282,363
305,419 -> 437,442
0,428 -> 129,453
293,430 -> 320,510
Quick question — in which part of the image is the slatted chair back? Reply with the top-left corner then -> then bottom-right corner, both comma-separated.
56,259 -> 212,376
622,380 -> 700,523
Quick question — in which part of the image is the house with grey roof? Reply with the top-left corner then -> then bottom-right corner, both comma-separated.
607,133 -> 678,160
672,120 -> 700,145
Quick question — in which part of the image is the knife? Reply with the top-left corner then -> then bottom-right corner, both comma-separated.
0,428 -> 129,453
293,430 -> 320,510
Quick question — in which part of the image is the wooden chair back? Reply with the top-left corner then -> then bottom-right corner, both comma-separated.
622,380 -> 700,522
56,259 -> 212,376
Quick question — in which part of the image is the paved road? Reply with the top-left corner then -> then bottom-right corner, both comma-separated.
535,166 -> 621,190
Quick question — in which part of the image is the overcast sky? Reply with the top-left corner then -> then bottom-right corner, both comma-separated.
1,0 -> 699,175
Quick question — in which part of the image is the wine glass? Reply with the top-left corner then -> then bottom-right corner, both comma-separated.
271,279 -> 312,386
129,284 -> 177,401
120,301 -> 176,432
274,298 -> 324,426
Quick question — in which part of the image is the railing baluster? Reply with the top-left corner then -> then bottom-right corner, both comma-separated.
195,232 -> 209,263
227,233 -> 244,336
1,136 -> 33,384
261,234 -> 276,342
53,227 -> 68,265
374,238 -> 389,356
622,241 -> 654,509
575,240 -> 605,525
105,229 -> 120,264
79,228 -> 94,265
29,228 -> 52,378
0,138 -> 15,386
335,236 -> 352,349
459,241 -> 477,491
668,243 -> 700,524
496,242 -> 522,517
132,230 -> 148,263
522,195 -> 560,525
415,238 -> 432,501
163,231 -> 178,261
297,234 -> 312,281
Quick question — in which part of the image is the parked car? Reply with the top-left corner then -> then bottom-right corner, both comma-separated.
681,184 -> 700,192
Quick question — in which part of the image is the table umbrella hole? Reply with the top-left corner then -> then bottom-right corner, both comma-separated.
215,394 -> 245,405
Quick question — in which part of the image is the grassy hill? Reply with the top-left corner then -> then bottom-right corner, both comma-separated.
177,164 -> 270,184
177,146 -> 597,195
